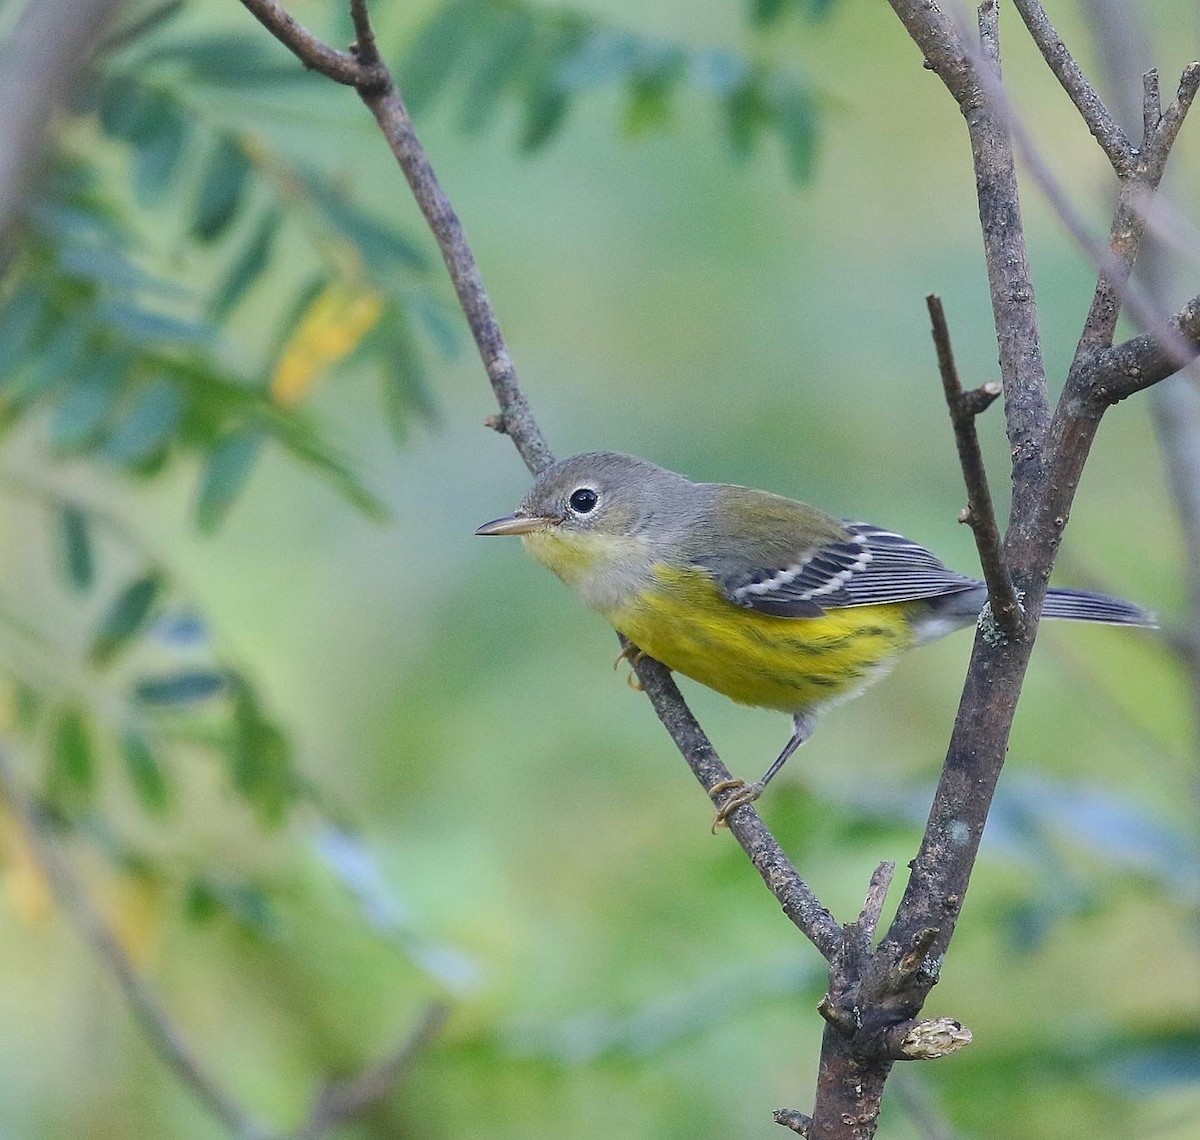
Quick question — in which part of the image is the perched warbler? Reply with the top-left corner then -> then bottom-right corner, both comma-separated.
476,451 -> 1153,819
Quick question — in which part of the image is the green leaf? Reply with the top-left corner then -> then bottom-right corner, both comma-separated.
624,75 -> 675,135
49,707 -> 95,802
194,426 -> 265,533
520,85 -> 570,152
59,506 -> 95,592
121,728 -> 170,814
0,284 -> 51,379
184,877 -> 277,936
231,680 -> 294,827
132,100 -> 189,206
49,353 -> 126,455
13,316 -> 92,406
210,206 -> 281,320
145,33 -> 308,87
103,379 -> 185,468
134,670 -> 226,705
772,83 -> 818,184
191,135 -> 251,242
89,572 -> 164,667
398,0 -> 482,114
751,0 -> 789,23
378,306 -> 436,443
725,72 -> 770,158
408,292 -> 461,359
97,76 -> 153,141
299,168 -> 428,276
99,301 -> 214,346
458,7 -> 537,134
15,683 -> 42,731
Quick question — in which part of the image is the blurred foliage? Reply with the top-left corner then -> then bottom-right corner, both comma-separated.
399,0 -> 823,181
0,0 -> 1196,1138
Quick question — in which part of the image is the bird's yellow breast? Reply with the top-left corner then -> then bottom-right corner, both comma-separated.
608,564 -> 917,714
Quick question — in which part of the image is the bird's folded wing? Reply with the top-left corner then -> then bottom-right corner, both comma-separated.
700,522 -> 982,618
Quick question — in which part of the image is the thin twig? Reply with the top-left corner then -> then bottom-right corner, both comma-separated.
0,748 -> 270,1140
1010,0 -> 1132,171
858,860 -> 895,945
237,0 -> 380,87
926,295 -> 1021,637
630,652 -> 842,960
948,1 -> 1200,375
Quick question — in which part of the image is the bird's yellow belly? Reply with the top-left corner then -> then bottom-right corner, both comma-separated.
608,564 -> 917,714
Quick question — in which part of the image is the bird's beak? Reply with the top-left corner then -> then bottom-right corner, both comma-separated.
475,512 -> 557,536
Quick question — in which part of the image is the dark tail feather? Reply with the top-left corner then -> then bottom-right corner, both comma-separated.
1043,586 -> 1156,628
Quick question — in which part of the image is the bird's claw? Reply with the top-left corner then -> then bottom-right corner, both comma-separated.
613,644 -> 646,690
709,778 -> 765,831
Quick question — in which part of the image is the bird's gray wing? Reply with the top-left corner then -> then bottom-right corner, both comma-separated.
698,520 -> 982,618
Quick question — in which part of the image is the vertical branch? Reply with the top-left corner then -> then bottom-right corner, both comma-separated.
964,1 -> 1051,492
926,295 -> 1019,634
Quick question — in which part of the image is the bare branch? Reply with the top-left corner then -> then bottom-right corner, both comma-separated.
630,652 -> 842,960
347,0 -> 381,69
236,0 -> 380,87
890,0 -> 1051,484
353,95 -> 552,473
926,295 -> 1020,637
1010,0 -> 1132,171
1089,293 -> 1200,401
857,861 -> 895,945
1066,60 -> 1200,368
0,748 -> 270,1140
1149,63 -> 1200,177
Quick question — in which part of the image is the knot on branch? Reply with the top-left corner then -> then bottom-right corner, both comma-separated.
773,1108 -> 813,1135
883,1016 -> 973,1061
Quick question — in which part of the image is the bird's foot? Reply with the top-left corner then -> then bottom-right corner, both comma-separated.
613,644 -> 646,691
709,778 -> 765,832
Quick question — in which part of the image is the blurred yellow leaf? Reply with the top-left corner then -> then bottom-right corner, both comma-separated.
0,812 -> 52,925
271,284 -> 383,407
100,871 -> 166,968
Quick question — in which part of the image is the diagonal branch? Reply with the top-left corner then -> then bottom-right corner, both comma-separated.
237,0 -> 381,87
630,653 -> 842,959
0,748 -> 270,1140
1089,293 -> 1200,402
1010,0 -> 1132,171
0,743 -> 450,1140
239,0 -> 550,474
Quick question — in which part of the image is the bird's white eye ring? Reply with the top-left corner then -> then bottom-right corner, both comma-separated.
569,487 -> 599,514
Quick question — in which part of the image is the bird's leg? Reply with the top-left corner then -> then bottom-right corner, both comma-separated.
613,642 -> 646,691
711,712 -> 816,829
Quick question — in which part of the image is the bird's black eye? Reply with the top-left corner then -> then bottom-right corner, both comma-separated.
569,487 -> 599,515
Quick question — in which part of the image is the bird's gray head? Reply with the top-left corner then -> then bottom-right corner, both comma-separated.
475,452 -> 696,606
477,452 -> 692,540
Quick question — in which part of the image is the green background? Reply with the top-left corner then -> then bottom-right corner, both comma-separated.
0,0 -> 1196,1136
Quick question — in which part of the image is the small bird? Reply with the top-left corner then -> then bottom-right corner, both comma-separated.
476,452 -> 1154,821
